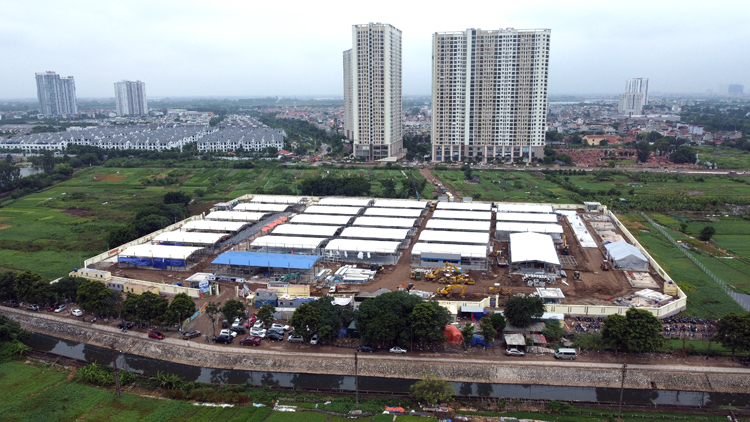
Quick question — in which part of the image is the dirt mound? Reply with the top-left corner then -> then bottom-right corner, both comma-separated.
94,174 -> 126,182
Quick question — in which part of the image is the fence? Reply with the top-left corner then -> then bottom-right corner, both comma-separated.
641,213 -> 750,311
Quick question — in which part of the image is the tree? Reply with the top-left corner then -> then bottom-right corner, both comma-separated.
504,295 -> 545,328
107,224 -> 137,248
76,280 -> 116,319
41,150 -> 55,174
462,163 -> 473,180
0,272 -> 17,300
257,304 -> 276,330
221,299 -> 245,324
461,324 -> 474,350
714,312 -> 750,357
136,292 -> 169,326
120,293 -> 141,322
52,276 -> 82,302
479,317 -> 496,345
410,301 -> 450,350
163,191 -> 191,206
489,313 -> 506,336
14,271 -> 52,305
205,301 -> 221,336
409,373 -> 454,405
289,303 -> 320,341
308,296 -> 353,344
625,308 -> 663,353
380,178 -> 396,198
355,291 -> 431,348
542,318 -> 565,342
699,226 -> 716,241
635,141 -> 651,163
167,293 -> 197,328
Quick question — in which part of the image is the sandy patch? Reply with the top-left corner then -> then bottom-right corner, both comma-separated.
94,174 -> 127,182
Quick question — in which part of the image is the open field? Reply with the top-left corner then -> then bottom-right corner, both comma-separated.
695,146 -> 750,169
431,169 -> 574,202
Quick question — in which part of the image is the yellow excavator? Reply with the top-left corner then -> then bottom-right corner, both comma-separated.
561,234 -> 570,255
437,284 -> 467,297
489,285 -> 513,295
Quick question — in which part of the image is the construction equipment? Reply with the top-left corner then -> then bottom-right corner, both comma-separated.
561,234 -> 570,255
410,270 -> 422,280
489,284 -> 512,295
280,273 -> 300,283
329,285 -> 360,294
369,264 -> 384,274
398,283 -> 415,291
601,260 -> 610,271
437,284 -> 466,297
574,271 -> 581,280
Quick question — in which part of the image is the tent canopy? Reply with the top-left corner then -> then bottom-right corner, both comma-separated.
509,232 -> 560,265
605,240 -> 648,270
212,251 -> 322,270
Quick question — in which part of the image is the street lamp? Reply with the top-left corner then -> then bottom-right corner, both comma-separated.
177,311 -> 181,332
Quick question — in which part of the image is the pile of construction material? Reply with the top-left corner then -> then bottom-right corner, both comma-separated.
329,265 -> 376,284
524,274 -> 553,287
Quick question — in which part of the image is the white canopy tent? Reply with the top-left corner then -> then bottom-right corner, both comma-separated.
372,200 -> 428,209
181,220 -> 248,233
509,232 -> 560,267
272,224 -> 342,237
604,241 -> 649,270
153,231 -> 225,246
120,244 -> 203,260
250,195 -> 305,204
496,203 -> 554,214
317,197 -> 373,207
495,212 -> 559,224
495,222 -> 563,235
233,203 -> 289,212
304,206 -> 363,215
340,227 -> 410,241
325,238 -> 401,254
432,210 -> 492,221
418,230 -> 489,245
205,211 -> 266,222
250,236 -> 327,253
352,216 -> 417,228
434,202 -> 492,211
425,219 -> 490,232
364,208 -> 423,218
289,214 -> 354,226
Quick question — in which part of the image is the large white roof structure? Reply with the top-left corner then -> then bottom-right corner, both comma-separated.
234,203 -> 289,213
418,230 -> 489,245
364,208 -> 423,218
509,232 -> 560,265
317,197 -> 373,207
250,195 -> 305,204
352,216 -> 417,228
372,200 -> 428,209
431,210 -> 492,221
272,224 -> 342,237
304,205 -> 363,215
340,227 -> 409,241
120,244 -> 202,260
495,222 -> 563,235
153,232 -> 225,245
425,219 -> 490,232
496,203 -> 554,214
434,202 -> 492,211
289,214 -> 354,226
495,213 -> 559,224
411,242 -> 487,258
325,238 -> 401,254
250,236 -> 327,250
181,220 -> 248,233
205,211 -> 266,222
556,210 -> 597,248
604,241 -> 648,270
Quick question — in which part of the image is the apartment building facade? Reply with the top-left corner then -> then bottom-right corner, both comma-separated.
114,80 -> 148,116
431,28 -> 551,163
625,78 -> 649,106
343,23 -> 403,160
35,71 -> 78,118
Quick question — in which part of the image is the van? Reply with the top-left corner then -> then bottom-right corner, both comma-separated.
554,348 -> 577,360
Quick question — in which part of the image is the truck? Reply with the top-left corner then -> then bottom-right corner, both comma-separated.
329,285 -> 360,294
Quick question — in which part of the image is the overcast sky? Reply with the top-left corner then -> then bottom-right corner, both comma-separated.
2,0 -> 749,99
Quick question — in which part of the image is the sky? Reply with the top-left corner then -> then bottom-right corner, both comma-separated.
1,0 -> 749,99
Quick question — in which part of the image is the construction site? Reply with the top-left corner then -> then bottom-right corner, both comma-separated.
81,194 -> 686,321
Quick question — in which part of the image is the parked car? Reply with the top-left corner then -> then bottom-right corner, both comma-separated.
148,331 -> 165,340
389,346 -> 407,354
230,326 -> 247,335
287,334 -> 304,343
213,334 -> 233,344
26,304 -> 41,312
221,319 -> 230,328
3,300 -> 19,308
239,336 -> 261,346
309,334 -> 319,345
182,330 -> 201,340
252,321 -> 264,329
243,317 -> 257,328
357,346 -> 375,353
117,321 -> 134,330
267,332 -> 284,341
220,329 -> 238,338
271,323 -> 289,331
249,327 -> 266,338
505,348 -> 525,357
232,317 -> 244,328
47,302 -> 64,312
266,328 -> 284,336
53,304 -> 67,313
71,309 -> 83,317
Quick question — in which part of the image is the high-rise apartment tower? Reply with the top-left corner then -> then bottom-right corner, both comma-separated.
625,78 -> 648,105
431,28 -> 551,163
35,71 -> 78,118
114,80 -> 148,116
343,23 -> 403,160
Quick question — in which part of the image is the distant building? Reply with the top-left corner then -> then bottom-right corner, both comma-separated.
618,92 -> 644,116
114,80 -> 148,116
625,78 -> 649,106
343,23 -> 403,160
728,84 -> 744,96
431,28 -> 551,163
35,71 -> 78,118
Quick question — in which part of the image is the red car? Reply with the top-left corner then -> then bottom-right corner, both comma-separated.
239,336 -> 261,346
148,330 -> 165,340
243,317 -> 257,328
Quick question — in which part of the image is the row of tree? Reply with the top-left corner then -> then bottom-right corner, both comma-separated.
106,192 -> 193,248
0,272 -> 83,305
298,175 -> 372,197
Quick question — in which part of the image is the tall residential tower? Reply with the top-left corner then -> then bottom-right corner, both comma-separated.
431,28 -> 551,163
114,80 -> 148,116
343,23 -> 403,160
35,71 -> 78,118
625,77 -> 649,105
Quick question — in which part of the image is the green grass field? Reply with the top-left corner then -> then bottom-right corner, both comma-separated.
695,146 -> 750,169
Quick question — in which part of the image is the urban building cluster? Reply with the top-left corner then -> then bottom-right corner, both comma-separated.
197,116 -> 286,153
35,71 -> 78,118
114,80 -> 148,116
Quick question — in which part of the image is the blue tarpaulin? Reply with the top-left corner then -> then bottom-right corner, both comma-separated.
212,251 -> 322,270
118,257 -> 187,268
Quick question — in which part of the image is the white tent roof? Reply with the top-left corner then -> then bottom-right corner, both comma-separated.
557,210 -> 597,248
317,197 -> 373,207
431,210 -> 492,221
153,232 -> 225,245
373,200 -> 428,209
495,212 -> 559,223
352,216 -> 416,228
181,220 -> 247,233
509,232 -> 560,265
304,205 -> 363,215
495,222 -> 563,234
251,236 -> 326,249
435,202 -> 492,211
364,208 -> 423,218
411,242 -> 487,258
418,230 -> 489,245
205,211 -> 266,222
340,226 -> 409,240
120,244 -> 202,260
496,203 -> 554,214
604,241 -> 648,270
251,195 -> 305,204
425,219 -> 490,232
272,224 -> 342,237
325,238 -> 401,254
290,214 -> 354,226
234,203 -> 289,212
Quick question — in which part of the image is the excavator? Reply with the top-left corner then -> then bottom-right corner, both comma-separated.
561,234 -> 570,256
437,284 -> 466,297
489,285 -> 512,295
398,283 -> 415,291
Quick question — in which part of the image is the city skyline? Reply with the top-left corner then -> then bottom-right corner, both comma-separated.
2,0 -> 749,99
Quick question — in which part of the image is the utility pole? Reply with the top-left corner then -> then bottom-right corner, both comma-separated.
110,343 -> 121,398
354,351 -> 359,409
618,363 -> 627,420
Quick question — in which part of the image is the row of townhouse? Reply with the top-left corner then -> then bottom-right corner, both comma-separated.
196,127 -> 286,152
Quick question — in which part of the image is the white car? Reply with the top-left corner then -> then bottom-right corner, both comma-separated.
249,327 -> 267,338
232,318 -> 243,328
389,347 -> 407,354
71,309 -> 83,317
252,321 -> 264,329
310,334 -> 319,345
271,323 -> 289,331
54,304 -> 66,313
220,329 -> 238,338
